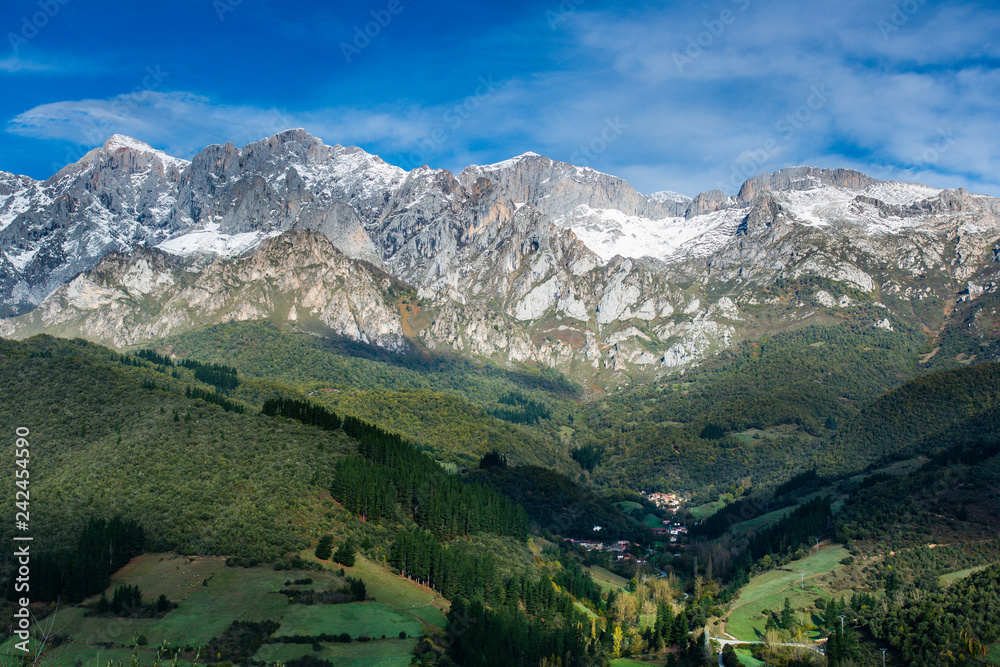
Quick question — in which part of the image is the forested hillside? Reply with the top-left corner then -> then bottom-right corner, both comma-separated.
154,322 -> 578,470
0,335 -> 352,560
824,361 -> 1000,469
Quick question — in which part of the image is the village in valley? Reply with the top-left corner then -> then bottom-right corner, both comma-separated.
563,491 -> 691,566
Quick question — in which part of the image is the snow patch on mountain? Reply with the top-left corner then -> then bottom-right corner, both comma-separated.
558,204 -> 741,263
7,247 -> 39,272
104,134 -> 158,153
156,222 -> 282,257
775,184 -> 945,232
0,187 -> 33,232
474,152 -> 543,173
865,181 -> 940,205
648,190 -> 692,205
297,146 -> 407,205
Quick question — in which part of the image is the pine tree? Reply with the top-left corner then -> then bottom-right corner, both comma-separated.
780,597 -> 796,630
670,609 -> 688,645
334,539 -> 356,567
315,535 -> 334,560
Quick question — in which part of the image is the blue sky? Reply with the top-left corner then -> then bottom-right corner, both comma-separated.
2,0 -> 999,197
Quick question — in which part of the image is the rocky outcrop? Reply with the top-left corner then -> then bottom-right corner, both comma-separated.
5,130 -> 1000,379
457,152 -> 682,219
0,231 -> 406,350
737,166 -> 879,202
685,189 -> 729,218
0,136 -> 188,316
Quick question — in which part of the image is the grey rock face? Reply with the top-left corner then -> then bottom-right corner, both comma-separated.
685,189 -> 729,218
4,129 -> 1000,378
736,166 -> 880,202
0,135 -> 187,316
0,231 -> 406,350
458,152 -> 686,219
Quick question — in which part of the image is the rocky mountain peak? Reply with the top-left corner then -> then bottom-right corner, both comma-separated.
458,153 -> 682,219
684,189 -> 729,218
103,134 -> 159,154
649,190 -> 692,205
737,166 -> 881,202
5,132 -> 1000,380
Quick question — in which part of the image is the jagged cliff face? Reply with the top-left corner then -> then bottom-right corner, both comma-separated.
3,130 -> 1000,382
0,136 -> 188,316
0,231 -> 407,351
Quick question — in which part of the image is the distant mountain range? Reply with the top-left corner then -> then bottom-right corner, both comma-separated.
3,129 -> 1000,382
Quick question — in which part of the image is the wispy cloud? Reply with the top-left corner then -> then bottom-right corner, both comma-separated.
0,56 -> 55,73
7,90 -> 433,163
3,0 -> 999,197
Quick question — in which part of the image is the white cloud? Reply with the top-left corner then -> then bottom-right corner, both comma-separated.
7,90 -> 434,163
6,0 -> 1000,198
0,56 -> 55,73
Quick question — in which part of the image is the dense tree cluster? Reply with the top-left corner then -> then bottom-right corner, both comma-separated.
0,336 -> 353,563
25,516 -> 145,602
262,396 -> 342,430
331,416 -> 528,540
134,349 -> 240,392
850,565 -> 1000,665
487,391 -> 551,424
569,444 -> 602,471
553,557 -> 603,609
774,469 -> 819,497
185,385 -> 246,413
203,620 -> 280,664
831,361 -> 1000,469
446,594 -> 591,666
744,497 -> 831,563
389,529 -> 503,600
468,464 -> 648,542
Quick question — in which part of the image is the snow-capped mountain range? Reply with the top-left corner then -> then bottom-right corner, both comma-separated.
3,130 -> 1000,379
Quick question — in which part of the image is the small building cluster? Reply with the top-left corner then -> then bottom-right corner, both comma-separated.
563,538 -> 631,553
652,522 -> 688,543
643,491 -> 685,513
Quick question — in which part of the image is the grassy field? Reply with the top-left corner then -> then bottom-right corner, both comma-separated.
587,565 -> 629,592
350,554 -> 448,628
939,564 -> 993,587
14,553 -> 439,666
690,500 -> 725,520
254,638 -> 418,666
644,513 -> 663,528
724,545 -> 850,642
276,601 -> 423,638
986,641 -> 1000,664
736,647 -> 767,666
